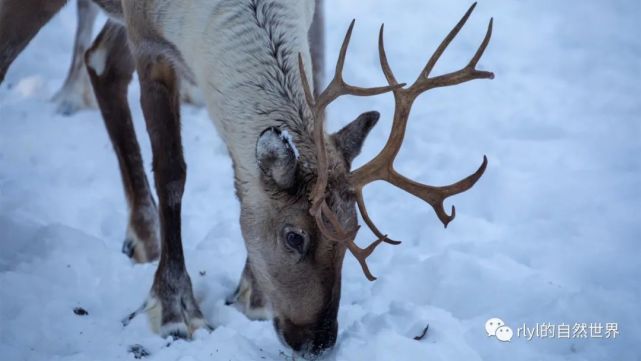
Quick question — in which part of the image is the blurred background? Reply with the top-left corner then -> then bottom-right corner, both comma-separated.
1,0 -> 639,360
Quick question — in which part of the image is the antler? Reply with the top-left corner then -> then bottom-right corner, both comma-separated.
299,3 -> 493,281
298,20 -> 404,280
349,2 -> 493,274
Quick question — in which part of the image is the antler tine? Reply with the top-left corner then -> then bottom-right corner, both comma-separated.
387,156 -> 488,227
355,187 -> 401,245
346,238 -> 385,281
297,53 -> 329,215
334,19 -> 354,79
421,2 -> 477,80
322,199 -> 384,281
321,201 -> 387,281
315,19 -> 405,111
378,24 -> 399,87
298,53 -> 316,109
412,4 -> 494,94
468,17 -> 493,69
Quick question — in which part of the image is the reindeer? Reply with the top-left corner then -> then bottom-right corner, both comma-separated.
0,0 -> 493,358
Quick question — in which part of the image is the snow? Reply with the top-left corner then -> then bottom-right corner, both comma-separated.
1,0 -> 639,360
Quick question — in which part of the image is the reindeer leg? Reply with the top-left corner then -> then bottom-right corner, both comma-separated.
309,0 -> 325,97
53,0 -> 98,115
0,0 -> 67,84
133,51 -> 210,339
226,258 -> 270,320
85,21 -> 160,263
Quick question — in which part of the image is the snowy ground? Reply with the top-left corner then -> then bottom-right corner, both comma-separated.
1,0 -> 639,360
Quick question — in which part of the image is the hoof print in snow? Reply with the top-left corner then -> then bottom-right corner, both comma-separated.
278,351 -> 297,361
414,323 -> 429,340
127,344 -> 150,359
73,307 -> 89,316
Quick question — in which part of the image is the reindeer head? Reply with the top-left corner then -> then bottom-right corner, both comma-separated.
242,3 -> 492,358
249,109 -> 383,355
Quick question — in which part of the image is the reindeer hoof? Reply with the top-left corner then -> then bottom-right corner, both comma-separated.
52,88 -> 95,115
122,227 -> 159,264
122,289 -> 213,339
121,238 -> 136,258
121,236 -> 158,263
55,99 -> 87,116
148,297 -> 212,340
227,267 -> 271,321
52,74 -> 96,116
160,321 -> 191,340
137,273 -> 213,339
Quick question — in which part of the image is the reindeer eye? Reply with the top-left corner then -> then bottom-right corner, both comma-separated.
285,231 -> 305,254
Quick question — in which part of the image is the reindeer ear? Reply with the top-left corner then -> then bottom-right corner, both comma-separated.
256,127 -> 298,189
332,111 -> 380,166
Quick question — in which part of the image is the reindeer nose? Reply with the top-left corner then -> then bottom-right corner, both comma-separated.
305,319 -> 338,358
274,317 -> 338,359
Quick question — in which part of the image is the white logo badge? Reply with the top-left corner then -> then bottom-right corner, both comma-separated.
486,317 -> 513,342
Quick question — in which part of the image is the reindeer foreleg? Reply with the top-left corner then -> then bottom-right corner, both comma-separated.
85,21 -> 160,263
53,0 -> 98,115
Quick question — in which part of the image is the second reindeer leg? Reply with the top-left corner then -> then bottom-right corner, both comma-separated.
135,52 -> 210,338
53,0 -> 99,115
85,21 -> 160,263
225,258 -> 270,321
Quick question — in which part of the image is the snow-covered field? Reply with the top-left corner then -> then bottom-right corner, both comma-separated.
1,0 -> 639,360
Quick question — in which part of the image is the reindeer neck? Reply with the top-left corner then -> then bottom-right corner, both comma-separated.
158,0 -> 317,192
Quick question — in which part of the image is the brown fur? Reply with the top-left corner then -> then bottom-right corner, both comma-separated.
0,0 -> 67,83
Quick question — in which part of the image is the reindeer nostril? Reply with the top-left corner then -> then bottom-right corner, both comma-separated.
310,325 -> 337,355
